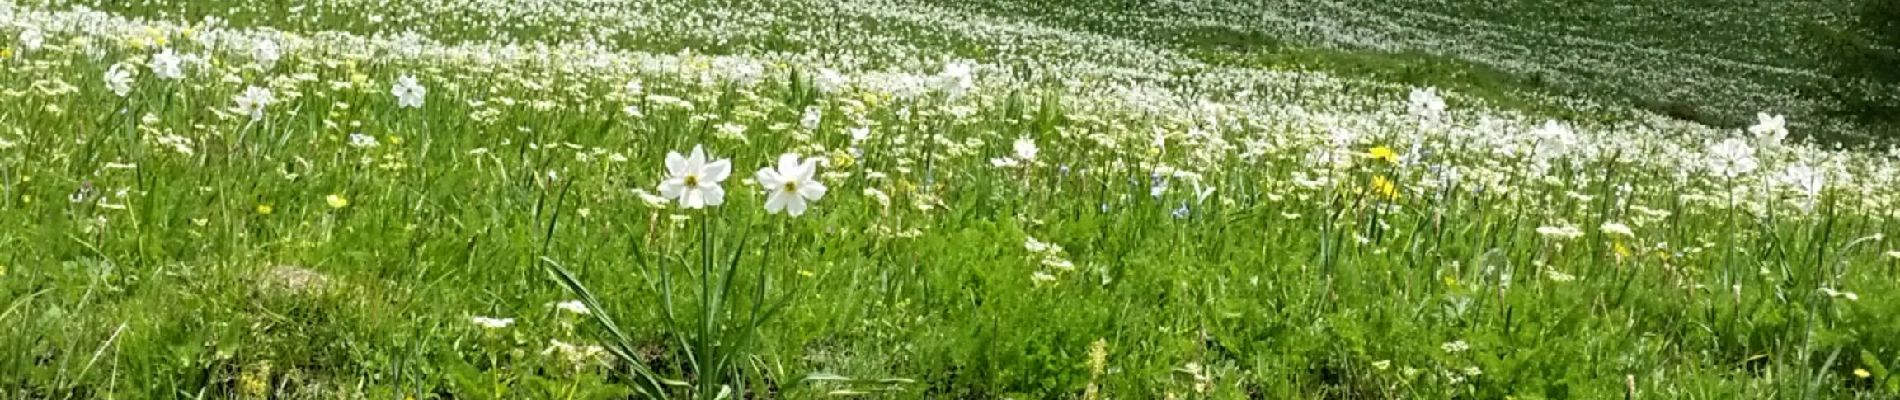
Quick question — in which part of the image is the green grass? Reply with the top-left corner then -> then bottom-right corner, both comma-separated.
3,0 -> 1900,399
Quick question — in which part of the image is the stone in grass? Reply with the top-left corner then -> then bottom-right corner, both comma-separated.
253,265 -> 336,297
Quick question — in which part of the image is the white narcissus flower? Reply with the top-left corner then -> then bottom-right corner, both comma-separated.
1778,164 -> 1825,198
1599,222 -> 1633,237
470,316 -> 515,329
253,37 -> 280,66
348,133 -> 380,148
150,48 -> 185,80
1536,224 -> 1584,240
755,153 -> 827,216
1749,112 -> 1787,144
1013,136 -> 1039,161
234,86 -> 274,121
1705,138 -> 1758,179
554,300 -> 590,315
814,68 -> 846,93
391,74 -> 426,108
1407,87 -> 1446,121
624,78 -> 643,96
657,145 -> 732,209
19,28 -> 43,51
104,63 -> 134,97
800,106 -> 822,131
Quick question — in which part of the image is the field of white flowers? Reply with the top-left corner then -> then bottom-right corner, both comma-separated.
3,0 -> 1900,398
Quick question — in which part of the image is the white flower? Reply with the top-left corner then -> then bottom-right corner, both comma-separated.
1407,87 -> 1446,121
755,153 -> 827,216
391,74 -> 426,108
1599,222 -> 1633,237
1441,340 -> 1470,353
1529,120 -> 1577,160
554,300 -> 590,315
847,126 -> 870,142
233,86 -> 274,121
1536,224 -> 1585,240
1041,257 -> 1075,270
19,28 -> 43,51
623,78 -> 643,96
938,59 -> 976,97
544,339 -> 608,365
1013,136 -> 1039,162
1024,237 -> 1052,253
814,68 -> 847,93
1705,138 -> 1758,179
252,38 -> 280,66
1748,113 -> 1787,144
150,48 -> 185,80
104,63 -> 135,97
1820,288 -> 1860,301
1778,164 -> 1825,199
631,188 -> 670,209
470,316 -> 515,329
348,133 -> 380,148
657,145 -> 732,209
1030,271 -> 1056,284
800,106 -> 822,131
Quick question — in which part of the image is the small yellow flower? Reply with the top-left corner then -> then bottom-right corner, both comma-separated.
828,150 -> 855,169
1367,146 -> 1399,164
255,204 -> 274,215
326,194 -> 350,209
0,48 -> 11,59
1855,368 -> 1872,379
798,270 -> 815,278
1369,175 -> 1399,200
387,135 -> 403,145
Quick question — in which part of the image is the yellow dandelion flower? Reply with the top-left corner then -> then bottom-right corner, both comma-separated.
1367,146 -> 1399,164
1855,368 -> 1871,379
326,194 -> 350,209
255,204 -> 274,215
829,150 -> 856,169
1370,175 -> 1399,200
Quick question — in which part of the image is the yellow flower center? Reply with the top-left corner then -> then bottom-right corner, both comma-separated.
782,181 -> 799,192
683,175 -> 699,186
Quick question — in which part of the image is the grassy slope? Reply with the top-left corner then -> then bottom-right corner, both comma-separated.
922,0 -> 1882,140
4,0 -> 1900,399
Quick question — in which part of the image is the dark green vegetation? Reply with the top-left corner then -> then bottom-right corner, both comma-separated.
6,0 -> 1900,398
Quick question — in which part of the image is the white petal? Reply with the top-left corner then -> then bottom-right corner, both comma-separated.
688,145 -> 708,171
798,180 -> 828,200
681,189 -> 704,209
755,168 -> 782,187
665,151 -> 689,176
764,191 -> 790,213
703,182 -> 722,204
659,179 -> 686,199
785,195 -> 808,216
701,159 -> 732,182
777,153 -> 802,175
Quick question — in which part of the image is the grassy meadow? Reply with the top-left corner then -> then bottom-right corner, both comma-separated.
3,0 -> 1900,398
